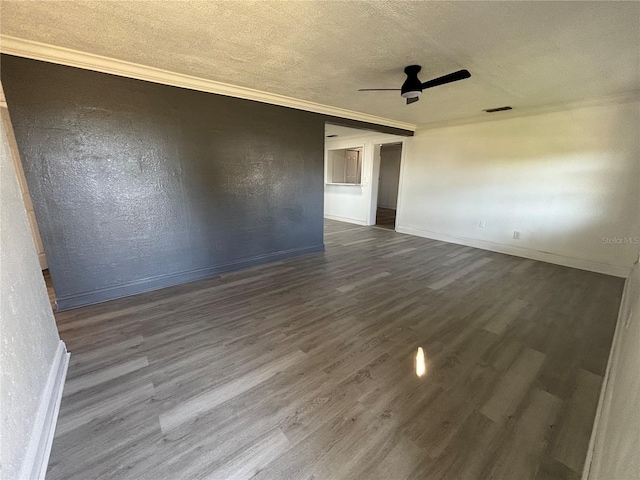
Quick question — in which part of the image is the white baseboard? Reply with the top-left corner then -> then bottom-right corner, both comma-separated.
581,273 -> 630,479
582,260 -> 639,480
396,225 -> 631,278
324,214 -> 368,226
19,340 -> 70,480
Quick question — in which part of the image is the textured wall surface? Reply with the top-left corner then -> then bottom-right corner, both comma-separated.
1,55 -> 325,309
0,100 -> 61,479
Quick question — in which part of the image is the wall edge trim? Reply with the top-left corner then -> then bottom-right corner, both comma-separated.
396,225 -> 631,278
0,35 -> 416,132
582,260 -> 638,480
55,244 -> 324,310
20,340 -> 70,480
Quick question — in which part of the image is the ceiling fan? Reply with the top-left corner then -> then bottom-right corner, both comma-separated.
359,65 -> 471,105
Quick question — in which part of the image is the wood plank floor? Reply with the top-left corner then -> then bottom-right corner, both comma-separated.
47,219 -> 624,480
375,207 -> 396,230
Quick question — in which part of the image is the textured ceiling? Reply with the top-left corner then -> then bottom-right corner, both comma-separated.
1,1 -> 639,127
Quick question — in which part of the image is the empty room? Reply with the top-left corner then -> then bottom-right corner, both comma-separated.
1,2 -> 639,480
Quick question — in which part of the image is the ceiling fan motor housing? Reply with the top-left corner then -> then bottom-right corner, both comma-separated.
357,65 -> 470,105
401,65 -> 423,98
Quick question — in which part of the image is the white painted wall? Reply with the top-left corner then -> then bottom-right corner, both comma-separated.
585,257 -> 640,480
0,85 -> 48,270
377,144 -> 402,209
324,132 -> 406,226
398,101 -> 640,277
1,100 -> 68,478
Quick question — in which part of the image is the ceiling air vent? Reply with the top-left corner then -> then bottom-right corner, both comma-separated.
483,106 -> 513,113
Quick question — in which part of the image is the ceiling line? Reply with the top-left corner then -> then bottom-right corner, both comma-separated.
0,35 -> 417,132
415,90 -> 640,131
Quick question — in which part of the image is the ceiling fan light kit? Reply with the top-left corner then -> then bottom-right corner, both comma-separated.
359,64 -> 471,105
401,91 -> 421,99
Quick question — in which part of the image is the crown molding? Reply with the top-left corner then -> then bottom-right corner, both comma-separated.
416,91 -> 640,131
0,35 -> 416,132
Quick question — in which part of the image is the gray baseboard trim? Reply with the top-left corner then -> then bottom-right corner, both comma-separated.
396,225 -> 631,278
56,244 -> 324,310
20,340 -> 70,480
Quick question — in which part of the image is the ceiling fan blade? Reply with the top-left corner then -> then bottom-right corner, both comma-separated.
358,88 -> 401,91
406,96 -> 420,105
421,69 -> 471,90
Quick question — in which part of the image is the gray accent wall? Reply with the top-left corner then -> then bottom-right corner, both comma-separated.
1,55 -> 331,310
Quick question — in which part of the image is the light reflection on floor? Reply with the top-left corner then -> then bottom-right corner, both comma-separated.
416,347 -> 426,377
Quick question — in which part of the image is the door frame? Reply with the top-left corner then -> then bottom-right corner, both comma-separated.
1,85 -> 49,269
368,139 -> 406,229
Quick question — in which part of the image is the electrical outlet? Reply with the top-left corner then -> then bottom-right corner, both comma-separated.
478,220 -> 486,228
513,231 -> 520,240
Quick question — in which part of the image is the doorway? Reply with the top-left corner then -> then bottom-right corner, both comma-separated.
375,143 -> 402,230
